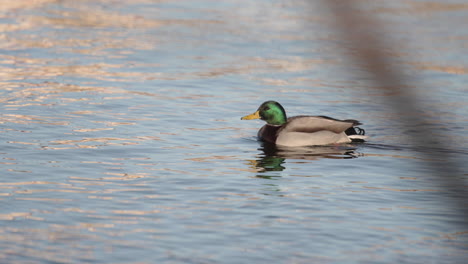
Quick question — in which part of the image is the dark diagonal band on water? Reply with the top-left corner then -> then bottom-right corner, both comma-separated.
316,0 -> 467,223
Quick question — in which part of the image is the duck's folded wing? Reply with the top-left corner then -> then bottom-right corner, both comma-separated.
283,116 -> 356,134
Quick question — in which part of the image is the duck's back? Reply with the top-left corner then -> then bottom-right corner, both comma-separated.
275,116 -> 358,147
281,116 -> 356,134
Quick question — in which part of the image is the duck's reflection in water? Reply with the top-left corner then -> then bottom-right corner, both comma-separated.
248,142 -> 362,177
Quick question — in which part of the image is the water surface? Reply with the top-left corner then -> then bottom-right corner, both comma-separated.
1,0 -> 467,263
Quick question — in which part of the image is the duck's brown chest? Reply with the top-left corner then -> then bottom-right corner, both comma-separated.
258,125 -> 282,144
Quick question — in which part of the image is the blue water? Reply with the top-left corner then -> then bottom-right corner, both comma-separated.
1,0 -> 467,263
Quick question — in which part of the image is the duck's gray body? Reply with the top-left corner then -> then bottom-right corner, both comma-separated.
258,116 -> 366,147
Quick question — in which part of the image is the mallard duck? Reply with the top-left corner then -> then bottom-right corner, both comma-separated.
241,101 -> 367,147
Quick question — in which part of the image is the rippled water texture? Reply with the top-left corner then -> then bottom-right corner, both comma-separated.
1,0 -> 467,263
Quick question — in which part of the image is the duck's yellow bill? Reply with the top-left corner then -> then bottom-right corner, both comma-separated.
241,111 -> 260,120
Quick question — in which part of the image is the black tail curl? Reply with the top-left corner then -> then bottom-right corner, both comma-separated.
345,126 -> 365,136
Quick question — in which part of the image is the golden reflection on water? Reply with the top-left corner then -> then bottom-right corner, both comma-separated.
373,1 -> 468,14
409,62 -> 468,75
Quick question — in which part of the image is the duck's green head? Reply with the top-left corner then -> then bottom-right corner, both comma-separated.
241,101 -> 287,125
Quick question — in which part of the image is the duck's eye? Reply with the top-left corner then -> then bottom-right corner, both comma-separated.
264,106 -> 270,111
